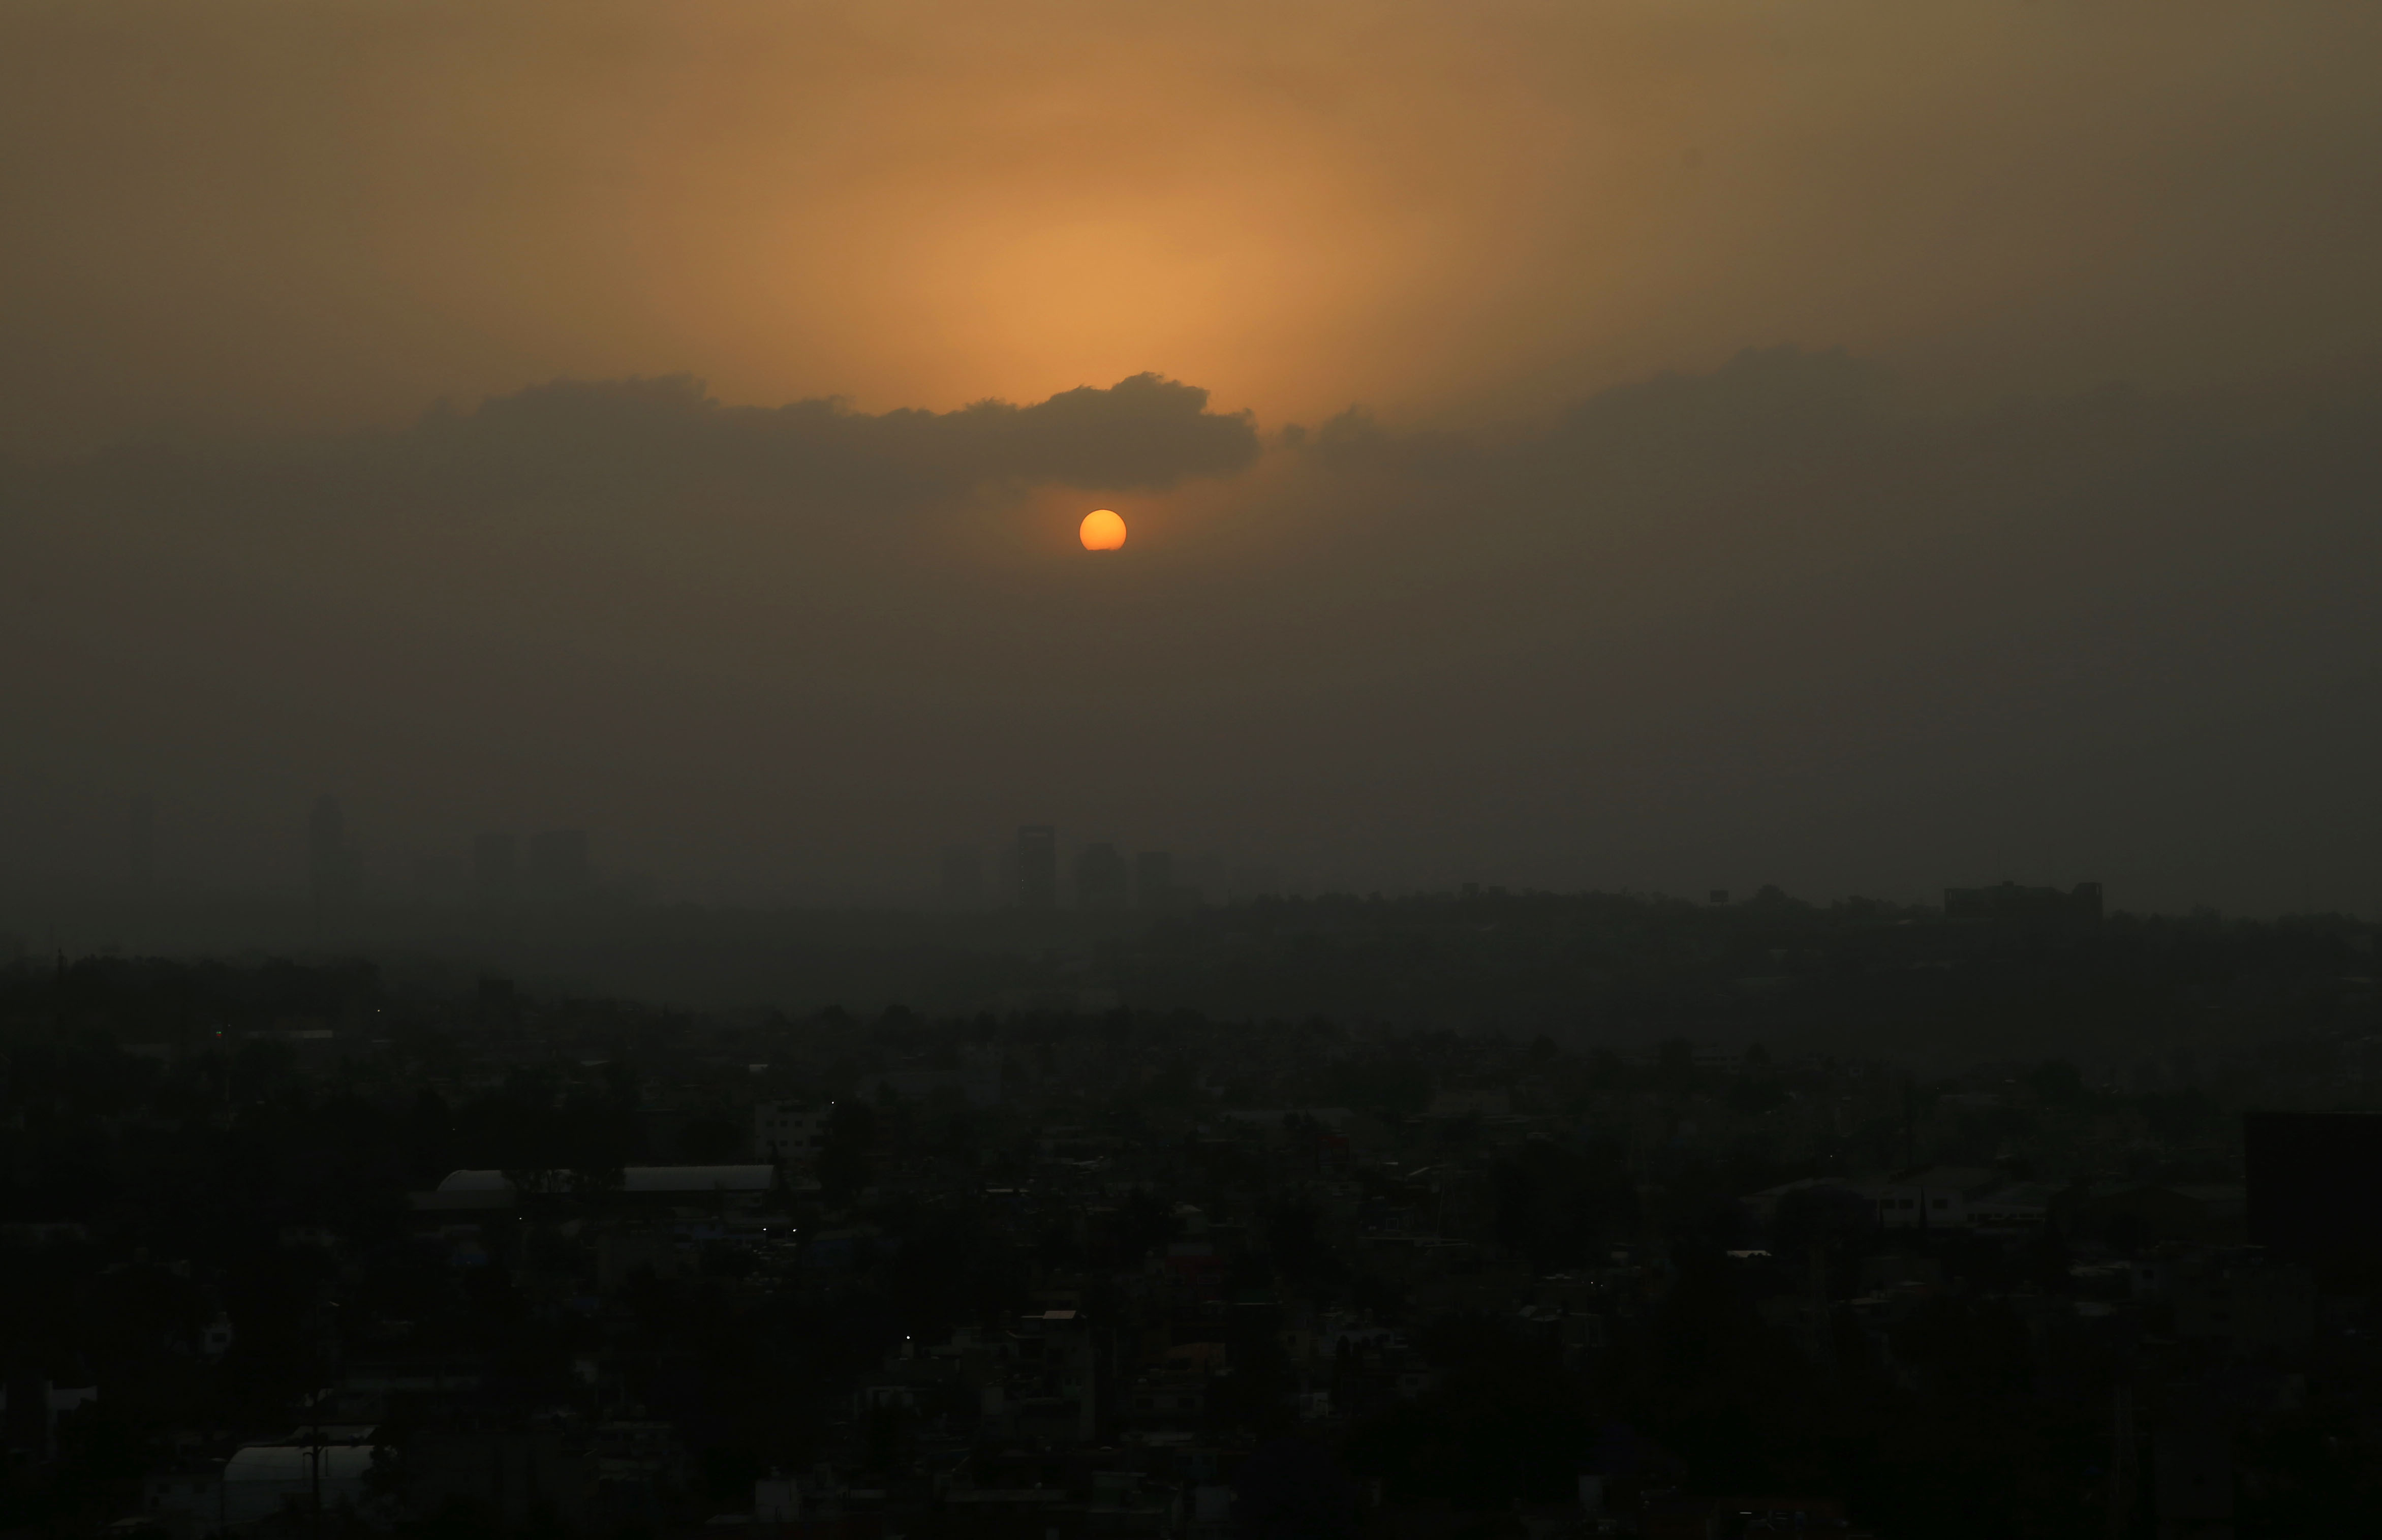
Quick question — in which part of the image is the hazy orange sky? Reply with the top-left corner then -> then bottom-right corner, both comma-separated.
5,1 -> 2379,451
5,1 -> 2382,919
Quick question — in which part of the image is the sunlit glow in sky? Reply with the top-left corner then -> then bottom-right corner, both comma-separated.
4,2 -> 2377,451
4,1 -> 2382,913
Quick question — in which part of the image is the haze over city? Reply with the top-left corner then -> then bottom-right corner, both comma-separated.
12,10 -> 2382,1540
6,1 -> 2382,922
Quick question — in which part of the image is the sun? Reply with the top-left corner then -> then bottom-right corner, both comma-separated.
1079,508 -> 1127,551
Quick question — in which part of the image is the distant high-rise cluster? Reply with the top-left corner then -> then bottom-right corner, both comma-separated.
948,827 -> 1202,913
474,827 -> 595,904
286,801 -> 606,911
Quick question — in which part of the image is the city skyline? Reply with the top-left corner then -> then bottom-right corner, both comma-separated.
5,7 -> 2382,922
0,6 -> 2374,1533
29,791 -> 2134,923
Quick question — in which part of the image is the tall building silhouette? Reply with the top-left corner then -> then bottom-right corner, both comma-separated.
1075,842 -> 1128,911
1014,825 -> 1057,911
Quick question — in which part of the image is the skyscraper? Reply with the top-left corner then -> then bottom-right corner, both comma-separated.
1014,825 -> 1057,911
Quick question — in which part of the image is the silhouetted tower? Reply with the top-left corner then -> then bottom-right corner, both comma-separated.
127,797 -> 156,897
1134,850 -> 1175,912
939,845 -> 982,910
471,832 -> 517,904
1014,825 -> 1057,912
1075,842 -> 1128,911
526,829 -> 592,901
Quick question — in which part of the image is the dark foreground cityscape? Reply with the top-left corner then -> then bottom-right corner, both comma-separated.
11,2 -> 2380,1537
2,886 -> 2377,1540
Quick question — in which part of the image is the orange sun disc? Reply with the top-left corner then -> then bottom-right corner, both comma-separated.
1079,509 -> 1127,550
